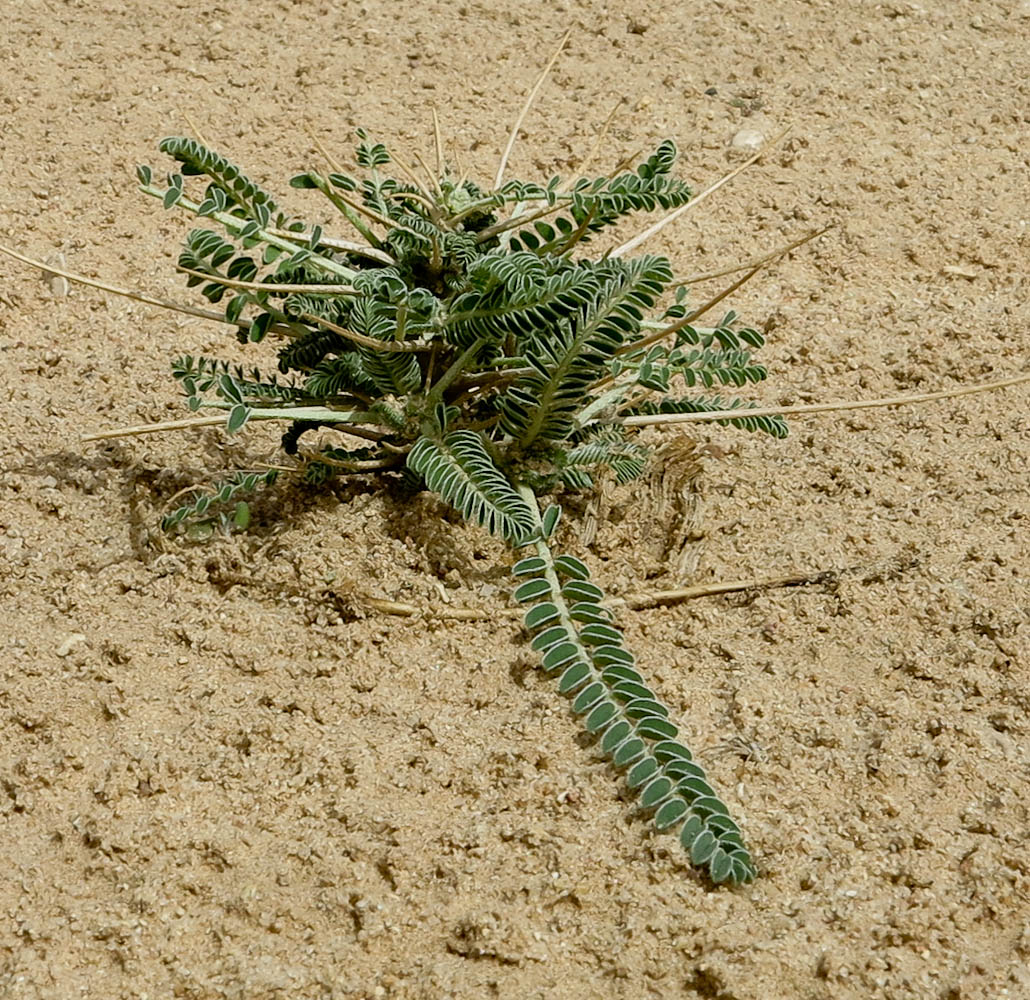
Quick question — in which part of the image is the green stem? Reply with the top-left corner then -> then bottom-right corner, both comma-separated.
307,174 -> 383,248
425,337 -> 487,406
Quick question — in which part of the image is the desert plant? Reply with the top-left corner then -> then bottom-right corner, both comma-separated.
120,124 -> 786,887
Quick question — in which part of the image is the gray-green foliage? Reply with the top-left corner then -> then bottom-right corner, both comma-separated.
513,506 -> 757,886
139,130 -> 786,885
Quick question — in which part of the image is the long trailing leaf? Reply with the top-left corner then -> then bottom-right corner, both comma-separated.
512,502 -> 756,886
159,137 -> 282,224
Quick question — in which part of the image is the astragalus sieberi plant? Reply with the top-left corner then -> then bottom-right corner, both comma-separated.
126,122 -> 787,886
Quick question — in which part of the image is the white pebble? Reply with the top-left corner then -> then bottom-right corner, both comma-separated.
730,128 -> 766,153
43,253 -> 69,297
56,634 -> 87,657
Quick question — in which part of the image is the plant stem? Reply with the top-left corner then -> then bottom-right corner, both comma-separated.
622,372 -> 1030,427
426,337 -> 487,405
494,28 -> 571,188
82,405 -> 384,442
296,311 -> 430,353
265,225 -> 394,265
672,227 -> 831,288
175,265 -> 358,296
307,173 -> 384,247
0,242 -> 256,329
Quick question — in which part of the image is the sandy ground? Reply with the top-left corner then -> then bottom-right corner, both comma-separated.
2,1 -> 1029,998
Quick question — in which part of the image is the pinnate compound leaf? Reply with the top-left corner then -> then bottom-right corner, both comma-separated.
408,431 -> 535,544
160,469 -> 278,533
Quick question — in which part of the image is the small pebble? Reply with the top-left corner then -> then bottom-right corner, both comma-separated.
56,634 -> 87,657
43,253 -> 69,297
730,128 -> 765,153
